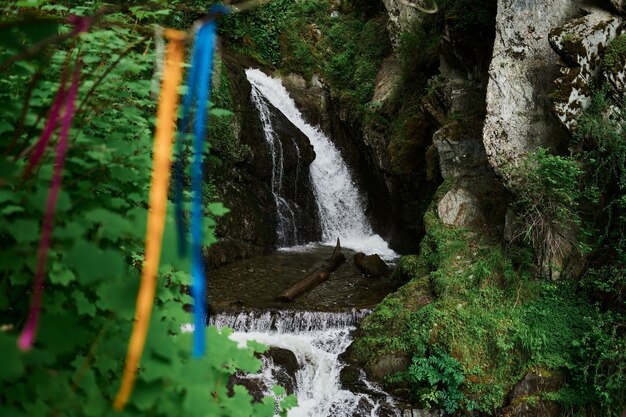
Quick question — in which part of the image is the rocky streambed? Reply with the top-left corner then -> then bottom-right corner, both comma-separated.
206,245 -> 409,417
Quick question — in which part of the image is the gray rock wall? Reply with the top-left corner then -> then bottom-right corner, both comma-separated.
205,53 -> 319,269
482,0 -> 582,179
382,0 -> 422,47
550,6 -> 623,132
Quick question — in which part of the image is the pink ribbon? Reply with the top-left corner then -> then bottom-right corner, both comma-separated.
18,62 -> 81,351
23,77 -> 67,179
18,17 -> 89,351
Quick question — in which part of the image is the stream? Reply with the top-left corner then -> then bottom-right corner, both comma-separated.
207,70 -> 403,416
207,246 -> 402,417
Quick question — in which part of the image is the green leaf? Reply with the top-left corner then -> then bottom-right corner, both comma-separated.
0,333 -> 24,380
65,240 -> 125,284
49,265 -> 76,285
86,208 -> 138,240
95,275 -> 138,317
16,0 -> 47,7
0,189 -> 18,203
38,313 -> 88,355
210,108 -> 234,117
272,385 -> 286,396
0,121 -> 13,135
183,386 -> 210,413
131,380 -> 163,411
73,290 -> 95,316
27,187 -> 70,213
9,219 -> 39,243
247,340 -> 268,354
207,202 -> 230,217
1,205 -> 24,215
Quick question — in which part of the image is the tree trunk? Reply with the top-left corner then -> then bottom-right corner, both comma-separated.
277,238 -> 346,302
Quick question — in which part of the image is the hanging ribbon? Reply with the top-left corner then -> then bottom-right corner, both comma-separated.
18,17 -> 90,352
174,4 -> 229,358
23,75 -> 68,179
18,62 -> 81,351
113,29 -> 187,411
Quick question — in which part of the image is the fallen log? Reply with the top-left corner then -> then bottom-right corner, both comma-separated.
277,238 -> 346,302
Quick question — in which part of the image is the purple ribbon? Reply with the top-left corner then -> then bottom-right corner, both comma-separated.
18,62 -> 81,351
23,77 -> 67,179
18,16 -> 89,351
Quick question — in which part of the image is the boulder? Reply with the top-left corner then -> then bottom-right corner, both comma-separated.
432,123 -> 490,180
549,7 -> 623,132
401,410 -> 443,417
227,373 -> 268,403
483,0 -> 582,181
265,347 -> 300,380
501,369 -> 564,417
372,55 -> 402,104
367,352 -> 411,380
264,347 -> 300,395
354,253 -> 390,278
437,186 -> 486,228
281,73 -> 329,129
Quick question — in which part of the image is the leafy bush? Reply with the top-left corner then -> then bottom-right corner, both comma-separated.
507,148 -> 583,272
602,34 -> 626,72
407,349 -> 466,414
222,0 -> 390,108
0,2 -> 294,416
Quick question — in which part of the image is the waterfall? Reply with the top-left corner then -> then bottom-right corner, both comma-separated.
246,69 -> 397,260
250,87 -> 300,246
209,310 -> 399,417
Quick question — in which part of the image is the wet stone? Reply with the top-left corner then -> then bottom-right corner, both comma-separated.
227,373 -> 268,403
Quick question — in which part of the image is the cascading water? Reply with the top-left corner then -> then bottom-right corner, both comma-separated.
246,69 -> 397,260
210,310 -> 399,417
228,70 -> 401,416
250,86 -> 300,246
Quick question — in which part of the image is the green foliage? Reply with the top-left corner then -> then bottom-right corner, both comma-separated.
324,16 -> 390,105
507,148 -> 584,270
569,309 -> 626,414
222,0 -> 391,108
407,349 -> 466,413
602,34 -> 626,72
0,2 -> 295,416
220,0 -> 291,66
356,209 -> 625,414
206,57 -> 250,171
575,86 -> 626,252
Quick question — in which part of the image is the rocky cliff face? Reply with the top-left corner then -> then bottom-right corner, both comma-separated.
283,71 -> 439,254
482,0 -> 582,180
550,5 -> 623,132
205,53 -> 318,269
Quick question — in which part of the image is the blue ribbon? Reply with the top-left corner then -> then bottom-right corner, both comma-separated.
175,4 -> 229,358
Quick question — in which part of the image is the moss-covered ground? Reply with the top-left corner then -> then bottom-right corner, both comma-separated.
353,196 -> 624,415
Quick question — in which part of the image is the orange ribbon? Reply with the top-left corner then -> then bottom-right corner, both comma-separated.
113,29 -> 186,411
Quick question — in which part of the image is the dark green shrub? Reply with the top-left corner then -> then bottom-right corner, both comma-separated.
507,148 -> 583,270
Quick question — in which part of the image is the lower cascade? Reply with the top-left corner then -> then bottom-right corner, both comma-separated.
210,310 -> 399,417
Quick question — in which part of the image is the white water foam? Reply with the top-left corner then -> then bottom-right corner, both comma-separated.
245,69 -> 398,261
210,310 -> 399,417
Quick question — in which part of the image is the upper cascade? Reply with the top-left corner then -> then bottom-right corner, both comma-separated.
245,69 -> 398,260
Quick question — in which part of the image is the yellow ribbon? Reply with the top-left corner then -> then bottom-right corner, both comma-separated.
113,29 -> 187,411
